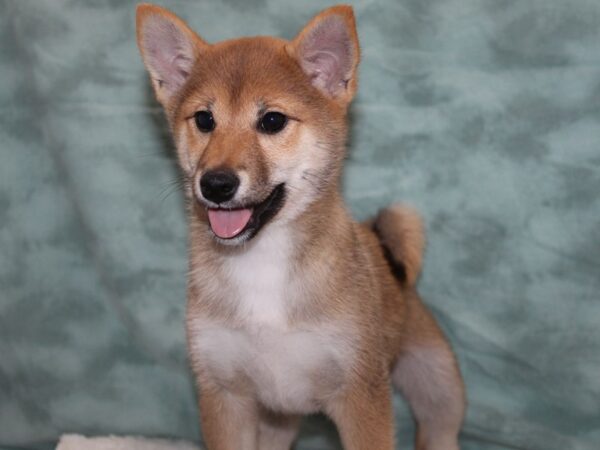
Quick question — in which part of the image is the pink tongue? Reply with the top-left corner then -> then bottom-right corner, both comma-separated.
207,208 -> 253,239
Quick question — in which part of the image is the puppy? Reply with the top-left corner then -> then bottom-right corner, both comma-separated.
136,4 -> 465,450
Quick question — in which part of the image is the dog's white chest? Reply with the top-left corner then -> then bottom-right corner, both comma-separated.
190,323 -> 350,413
189,227 -> 352,413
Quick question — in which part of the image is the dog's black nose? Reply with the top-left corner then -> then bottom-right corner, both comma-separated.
199,169 -> 240,204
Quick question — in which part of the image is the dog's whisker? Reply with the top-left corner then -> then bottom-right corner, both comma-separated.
155,176 -> 189,204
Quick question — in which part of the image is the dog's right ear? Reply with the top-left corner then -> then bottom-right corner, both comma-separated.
136,4 -> 207,107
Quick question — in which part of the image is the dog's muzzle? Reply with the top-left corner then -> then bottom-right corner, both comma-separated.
203,183 -> 286,243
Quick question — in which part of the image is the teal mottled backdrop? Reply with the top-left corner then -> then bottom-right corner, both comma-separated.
1,0 -> 599,449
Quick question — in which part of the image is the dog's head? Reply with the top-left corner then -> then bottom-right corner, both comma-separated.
136,4 -> 360,245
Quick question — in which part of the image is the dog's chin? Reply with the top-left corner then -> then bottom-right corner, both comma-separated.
211,227 -> 254,246
203,183 -> 286,246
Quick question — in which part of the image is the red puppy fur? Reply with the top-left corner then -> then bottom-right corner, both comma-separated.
136,4 -> 465,450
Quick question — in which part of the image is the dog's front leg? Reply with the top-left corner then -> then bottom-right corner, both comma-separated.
326,376 -> 395,450
198,385 -> 258,450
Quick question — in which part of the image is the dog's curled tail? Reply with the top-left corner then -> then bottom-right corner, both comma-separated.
372,204 -> 425,287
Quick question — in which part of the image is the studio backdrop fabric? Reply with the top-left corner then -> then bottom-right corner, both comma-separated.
1,0 -> 599,449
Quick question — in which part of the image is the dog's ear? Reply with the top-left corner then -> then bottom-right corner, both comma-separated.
136,4 -> 207,107
288,5 -> 360,104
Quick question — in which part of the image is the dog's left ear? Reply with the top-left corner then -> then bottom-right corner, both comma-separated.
288,5 -> 360,104
136,3 -> 207,108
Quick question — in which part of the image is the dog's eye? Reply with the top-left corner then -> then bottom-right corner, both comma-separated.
259,112 -> 287,134
195,110 -> 215,133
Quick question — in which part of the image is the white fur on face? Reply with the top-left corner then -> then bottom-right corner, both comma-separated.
234,169 -> 251,202
176,124 -> 195,176
269,128 -> 333,223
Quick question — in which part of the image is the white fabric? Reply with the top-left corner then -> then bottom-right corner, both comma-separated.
57,434 -> 200,450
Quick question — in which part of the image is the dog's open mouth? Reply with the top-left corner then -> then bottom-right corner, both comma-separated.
206,183 -> 286,241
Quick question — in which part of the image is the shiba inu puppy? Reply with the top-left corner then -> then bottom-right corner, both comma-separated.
136,4 -> 465,450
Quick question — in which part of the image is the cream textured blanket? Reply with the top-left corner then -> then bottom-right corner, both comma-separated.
57,435 -> 200,450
